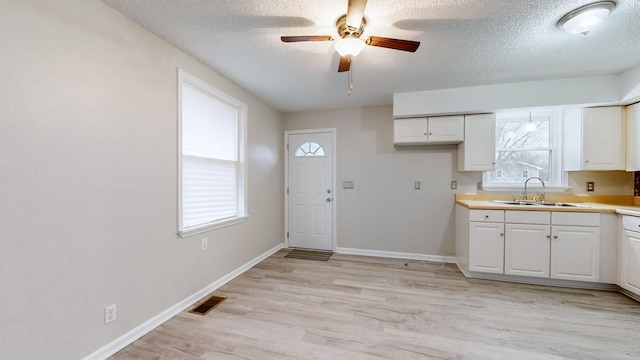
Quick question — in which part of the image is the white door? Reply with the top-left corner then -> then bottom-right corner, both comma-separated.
287,132 -> 334,250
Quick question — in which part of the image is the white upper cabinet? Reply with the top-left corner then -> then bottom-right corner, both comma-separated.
458,114 -> 496,172
394,118 -> 428,144
394,116 -> 464,145
625,102 -> 640,171
564,106 -> 625,171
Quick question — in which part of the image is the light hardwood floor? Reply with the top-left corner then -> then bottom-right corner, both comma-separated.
111,250 -> 640,359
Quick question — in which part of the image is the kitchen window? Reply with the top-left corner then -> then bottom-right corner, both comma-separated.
483,110 -> 566,190
177,69 -> 247,237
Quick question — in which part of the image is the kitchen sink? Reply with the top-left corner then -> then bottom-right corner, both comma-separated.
491,200 -> 588,208
535,202 -> 587,208
491,200 -> 539,206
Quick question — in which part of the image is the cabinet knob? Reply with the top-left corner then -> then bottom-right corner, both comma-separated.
485,215 -> 489,219
546,235 -> 551,239
424,133 -> 427,135
553,235 -> 558,239
500,233 -> 504,237
585,160 -> 589,163
428,132 -> 432,135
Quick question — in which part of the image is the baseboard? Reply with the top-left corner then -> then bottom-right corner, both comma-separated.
468,271 -> 619,291
82,243 -> 284,360
335,247 -> 456,264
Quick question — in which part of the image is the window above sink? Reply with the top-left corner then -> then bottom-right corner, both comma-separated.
482,108 -> 570,192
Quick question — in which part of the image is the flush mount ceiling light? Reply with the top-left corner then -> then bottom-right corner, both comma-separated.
334,37 -> 366,58
557,1 -> 616,35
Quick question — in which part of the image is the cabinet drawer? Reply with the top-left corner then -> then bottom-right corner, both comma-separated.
552,212 -> 599,226
505,210 -> 550,224
469,210 -> 504,223
622,215 -> 640,231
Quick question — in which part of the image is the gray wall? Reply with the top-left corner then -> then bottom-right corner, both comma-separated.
284,107 -> 479,256
283,107 -> 635,257
0,1 -> 283,359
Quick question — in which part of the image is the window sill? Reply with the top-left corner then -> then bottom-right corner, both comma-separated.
178,215 -> 249,238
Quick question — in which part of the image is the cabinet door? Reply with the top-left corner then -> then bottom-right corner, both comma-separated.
582,107 -> 624,170
427,115 -> 464,143
623,230 -> 640,295
505,224 -> 550,278
550,226 -> 600,282
458,114 -> 495,171
469,222 -> 504,274
394,118 -> 428,144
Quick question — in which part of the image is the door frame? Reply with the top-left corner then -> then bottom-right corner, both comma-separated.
284,128 -> 337,250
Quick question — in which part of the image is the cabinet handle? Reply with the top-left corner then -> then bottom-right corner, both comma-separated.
546,235 -> 551,239
553,235 -> 558,239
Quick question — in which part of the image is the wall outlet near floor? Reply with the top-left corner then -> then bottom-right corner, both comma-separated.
202,237 -> 208,251
105,304 -> 116,324
586,181 -> 595,192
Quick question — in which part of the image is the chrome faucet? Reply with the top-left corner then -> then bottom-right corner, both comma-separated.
523,177 -> 545,201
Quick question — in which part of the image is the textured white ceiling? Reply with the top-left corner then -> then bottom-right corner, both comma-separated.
101,0 -> 640,112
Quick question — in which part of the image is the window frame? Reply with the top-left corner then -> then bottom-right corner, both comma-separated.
177,69 -> 248,238
482,109 -> 568,192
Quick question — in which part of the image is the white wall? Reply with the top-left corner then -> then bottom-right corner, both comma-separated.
284,106 -> 475,257
0,1 -> 283,359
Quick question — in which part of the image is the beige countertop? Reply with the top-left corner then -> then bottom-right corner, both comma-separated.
455,194 -> 640,216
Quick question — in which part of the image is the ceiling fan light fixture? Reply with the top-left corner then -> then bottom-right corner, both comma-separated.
557,1 -> 616,35
334,37 -> 366,57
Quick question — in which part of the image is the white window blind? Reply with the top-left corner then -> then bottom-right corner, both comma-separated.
178,69 -> 247,237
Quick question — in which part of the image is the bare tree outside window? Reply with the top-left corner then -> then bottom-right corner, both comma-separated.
487,114 -> 552,184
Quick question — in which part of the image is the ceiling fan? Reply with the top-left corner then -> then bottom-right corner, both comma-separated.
280,0 -> 420,73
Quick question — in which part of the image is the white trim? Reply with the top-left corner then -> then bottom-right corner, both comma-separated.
82,243 -> 284,360
177,68 -> 248,235
284,128 -> 337,251
335,247 -> 456,264
178,215 -> 250,238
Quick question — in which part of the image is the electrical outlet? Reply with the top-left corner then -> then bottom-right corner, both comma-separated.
451,181 -> 457,190
105,304 -> 116,324
414,181 -> 421,190
587,181 -> 595,192
201,237 -> 208,251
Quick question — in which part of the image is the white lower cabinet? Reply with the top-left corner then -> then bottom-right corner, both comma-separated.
469,221 -> 505,274
505,223 -> 550,278
619,216 -> 640,296
501,211 -> 600,283
550,226 -> 600,282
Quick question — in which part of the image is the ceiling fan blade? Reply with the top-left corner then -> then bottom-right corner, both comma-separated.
346,0 -> 368,30
338,56 -> 351,72
281,35 -> 333,42
366,36 -> 420,52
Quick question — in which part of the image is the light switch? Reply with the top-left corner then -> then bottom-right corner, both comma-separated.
451,181 -> 457,190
